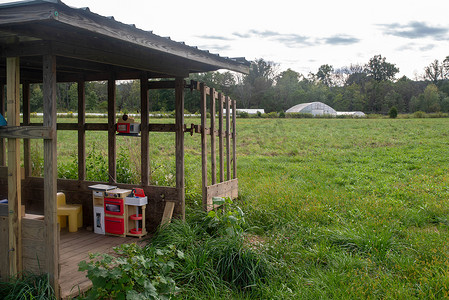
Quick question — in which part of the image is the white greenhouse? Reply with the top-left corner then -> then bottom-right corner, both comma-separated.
286,102 -> 337,116
286,102 -> 366,117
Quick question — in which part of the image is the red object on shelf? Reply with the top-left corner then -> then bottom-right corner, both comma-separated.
130,228 -> 142,235
132,188 -> 145,197
105,216 -> 125,235
129,214 -> 142,221
117,123 -> 130,133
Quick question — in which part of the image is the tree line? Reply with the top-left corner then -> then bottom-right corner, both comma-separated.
26,55 -> 449,115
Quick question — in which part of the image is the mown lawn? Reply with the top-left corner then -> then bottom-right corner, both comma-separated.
28,117 -> 449,298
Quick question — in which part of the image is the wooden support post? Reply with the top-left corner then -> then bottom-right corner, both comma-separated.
210,88 -> 216,185
232,100 -> 237,179
7,57 -> 22,276
218,93 -> 224,182
0,81 -> 6,166
225,96 -> 231,181
23,82 -> 31,177
140,73 -> 149,185
200,83 -> 208,210
77,80 -> 86,181
107,76 -> 116,183
175,78 -> 185,220
43,55 -> 59,298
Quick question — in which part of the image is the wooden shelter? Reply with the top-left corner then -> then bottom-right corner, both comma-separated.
0,0 -> 249,297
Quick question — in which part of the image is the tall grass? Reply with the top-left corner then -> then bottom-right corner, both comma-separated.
0,272 -> 55,300
23,117 -> 449,298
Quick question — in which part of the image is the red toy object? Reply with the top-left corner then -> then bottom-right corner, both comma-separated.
130,228 -> 142,235
105,216 -> 125,235
129,214 -> 142,221
132,188 -> 145,198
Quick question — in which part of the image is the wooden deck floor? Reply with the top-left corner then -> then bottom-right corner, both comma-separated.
59,229 -> 144,299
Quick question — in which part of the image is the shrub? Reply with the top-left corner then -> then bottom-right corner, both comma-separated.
285,112 -> 313,118
413,111 -> 426,118
204,197 -> 246,237
264,112 -> 279,118
389,106 -> 398,118
78,243 -> 182,300
237,111 -> 249,118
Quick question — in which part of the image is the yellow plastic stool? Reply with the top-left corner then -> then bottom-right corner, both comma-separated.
57,192 -> 83,232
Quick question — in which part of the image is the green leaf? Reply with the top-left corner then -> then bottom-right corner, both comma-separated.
212,197 -> 225,205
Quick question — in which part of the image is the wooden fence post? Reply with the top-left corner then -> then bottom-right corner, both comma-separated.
210,88 -> 217,185
23,82 -> 31,177
175,78 -> 185,219
108,76 -> 116,183
141,73 -> 149,186
43,54 -> 59,298
225,96 -> 231,181
7,57 -> 22,277
78,80 -> 86,181
200,83 -> 208,210
218,93 -> 224,182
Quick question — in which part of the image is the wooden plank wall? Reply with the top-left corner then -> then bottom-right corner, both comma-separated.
0,81 -> 5,167
22,216 -> 46,274
196,82 -> 239,211
0,216 -> 8,280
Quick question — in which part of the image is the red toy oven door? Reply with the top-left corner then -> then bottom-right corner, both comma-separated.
104,198 -> 124,216
117,123 -> 130,133
105,217 -> 125,235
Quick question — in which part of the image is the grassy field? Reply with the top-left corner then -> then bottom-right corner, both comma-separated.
27,117 -> 449,298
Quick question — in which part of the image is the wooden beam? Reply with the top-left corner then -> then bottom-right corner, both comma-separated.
0,126 -> 54,139
200,83 -> 208,211
149,123 -> 176,132
225,96 -> 231,181
0,81 -> 5,166
107,76 -> 116,184
28,122 -> 177,132
175,77 -> 185,220
232,100 -> 237,179
7,56 -> 22,276
210,88 -> 217,185
148,80 -> 176,90
23,83 -> 31,177
140,73 -> 149,186
41,59 -> 58,283
77,80 -> 86,181
218,93 -> 224,182
43,54 -> 59,298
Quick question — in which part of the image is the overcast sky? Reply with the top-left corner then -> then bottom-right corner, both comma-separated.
3,0 -> 449,79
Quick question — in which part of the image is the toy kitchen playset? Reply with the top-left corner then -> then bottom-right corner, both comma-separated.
88,184 -> 148,238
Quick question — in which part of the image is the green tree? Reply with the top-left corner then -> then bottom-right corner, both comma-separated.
237,58 -> 276,108
423,60 -> 443,84
273,69 -> 303,111
388,106 -> 398,118
365,55 -> 399,82
315,64 -> 334,87
30,84 -> 43,112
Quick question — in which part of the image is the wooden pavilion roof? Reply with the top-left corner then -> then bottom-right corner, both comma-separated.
0,0 -> 250,83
